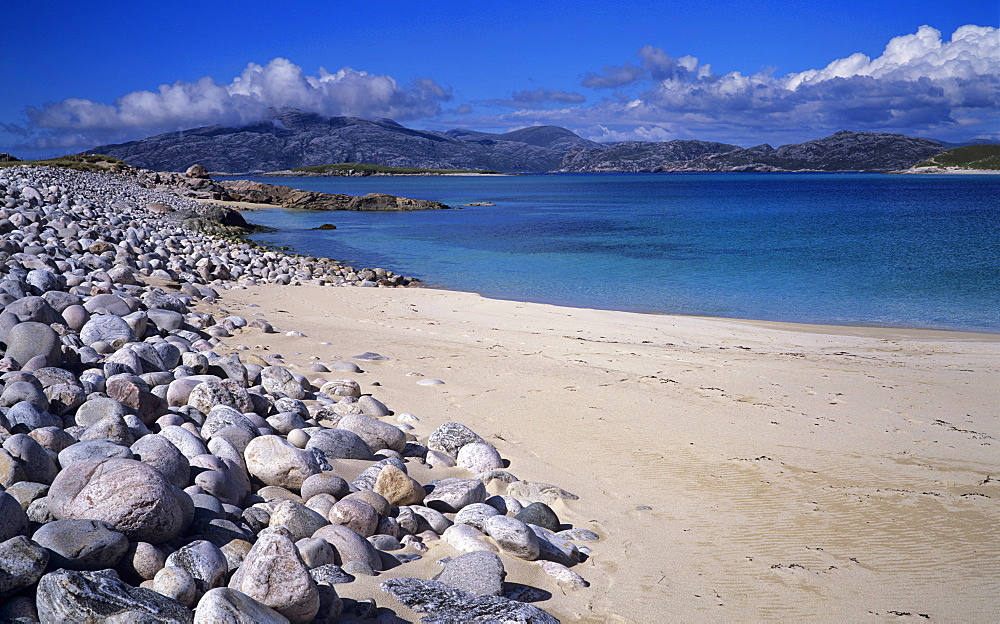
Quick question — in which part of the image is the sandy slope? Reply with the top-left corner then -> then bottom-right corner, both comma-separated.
203,283 -> 1000,622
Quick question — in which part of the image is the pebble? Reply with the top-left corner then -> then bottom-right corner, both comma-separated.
483,515 -> 540,560
0,166 -> 585,623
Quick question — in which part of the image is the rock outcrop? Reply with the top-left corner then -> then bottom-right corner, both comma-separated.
217,180 -> 452,211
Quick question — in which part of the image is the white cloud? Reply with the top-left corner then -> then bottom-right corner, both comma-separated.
448,24 -> 998,145
19,58 -> 450,150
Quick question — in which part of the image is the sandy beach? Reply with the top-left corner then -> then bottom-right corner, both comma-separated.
203,282 -> 1000,622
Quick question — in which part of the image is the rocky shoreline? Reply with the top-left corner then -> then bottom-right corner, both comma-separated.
0,165 -> 592,622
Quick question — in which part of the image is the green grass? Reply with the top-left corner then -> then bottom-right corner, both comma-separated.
0,154 -> 129,173
290,162 -> 500,175
914,145 -> 1000,170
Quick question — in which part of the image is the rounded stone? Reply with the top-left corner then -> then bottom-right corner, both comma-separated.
32,519 -> 129,570
424,478 -> 489,514
165,539 -> 228,599
328,499 -> 378,537
5,322 -> 61,366
153,566 -> 198,607
427,422 -> 486,459
228,529 -> 319,623
454,502 -> 502,531
48,457 -> 190,543
483,515 -> 540,560
260,366 -> 306,400
373,464 -> 425,507
319,379 -> 360,398
457,442 -> 505,474
245,435 -> 321,490
433,550 -> 506,596
337,413 -> 406,453
312,524 -> 384,571
0,535 -> 49,600
304,428 -> 374,461
115,541 -> 167,583
269,500 -> 330,542
515,501 -> 562,532
80,314 -> 136,348
130,433 -> 191,490
300,472 -> 350,502
194,587 -> 291,624
442,524 -> 499,554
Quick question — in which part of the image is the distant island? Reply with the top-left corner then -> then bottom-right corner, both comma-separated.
78,109 -> 991,175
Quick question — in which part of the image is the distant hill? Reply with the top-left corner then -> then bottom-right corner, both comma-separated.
912,145 -> 1000,170
88,110 -> 599,174
87,110 -> 951,174
558,131 -> 949,173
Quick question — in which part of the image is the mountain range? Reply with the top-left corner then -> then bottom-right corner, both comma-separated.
88,109 -> 954,174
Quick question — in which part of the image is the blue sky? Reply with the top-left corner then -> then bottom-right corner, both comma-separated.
2,1 -> 997,157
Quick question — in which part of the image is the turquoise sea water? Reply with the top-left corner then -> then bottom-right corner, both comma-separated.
237,173 -> 1000,333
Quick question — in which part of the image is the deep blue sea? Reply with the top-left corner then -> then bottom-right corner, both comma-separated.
236,173 -> 1000,333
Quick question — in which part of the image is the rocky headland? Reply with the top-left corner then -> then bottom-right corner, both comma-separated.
0,165 -> 588,622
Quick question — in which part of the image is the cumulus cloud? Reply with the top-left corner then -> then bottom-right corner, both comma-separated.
619,25 -> 999,139
16,58 -> 451,151
581,45 -> 710,88
451,24 -> 998,145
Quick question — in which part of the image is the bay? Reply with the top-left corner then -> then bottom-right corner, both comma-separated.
236,173 -> 1000,333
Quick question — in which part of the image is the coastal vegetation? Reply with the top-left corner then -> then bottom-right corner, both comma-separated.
290,162 -> 501,175
913,144 -> 1000,170
0,154 -> 128,172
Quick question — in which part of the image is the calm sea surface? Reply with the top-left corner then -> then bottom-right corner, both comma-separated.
235,173 -> 1000,333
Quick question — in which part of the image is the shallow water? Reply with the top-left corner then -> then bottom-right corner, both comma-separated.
238,173 -> 1000,333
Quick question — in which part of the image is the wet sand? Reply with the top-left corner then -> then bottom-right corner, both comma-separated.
206,283 -> 1000,622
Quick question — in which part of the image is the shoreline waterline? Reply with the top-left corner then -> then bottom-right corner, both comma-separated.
235,172 -> 1000,336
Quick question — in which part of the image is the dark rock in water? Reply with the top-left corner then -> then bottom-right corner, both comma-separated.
311,224 -> 337,230
380,577 -> 558,623
32,518 -> 129,571
36,568 -> 193,623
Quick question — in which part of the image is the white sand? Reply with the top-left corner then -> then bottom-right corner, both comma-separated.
204,283 -> 1000,622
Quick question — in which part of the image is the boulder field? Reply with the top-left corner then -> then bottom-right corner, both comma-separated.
0,165 -> 593,623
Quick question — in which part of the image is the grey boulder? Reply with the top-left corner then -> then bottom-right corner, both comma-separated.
380,577 -> 557,623
48,457 -> 191,543
36,568 -> 193,623
32,518 -> 129,570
